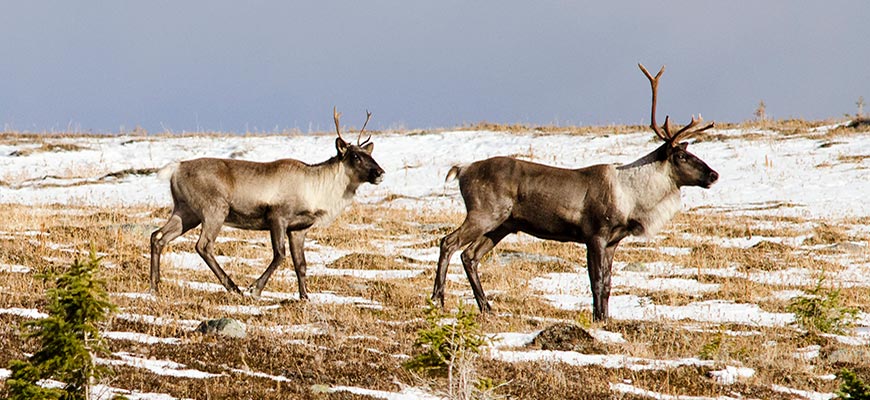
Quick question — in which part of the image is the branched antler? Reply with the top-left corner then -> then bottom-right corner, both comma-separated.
638,63 -> 669,142
358,110 -> 372,146
672,114 -> 714,143
638,63 -> 714,145
334,107 -> 373,146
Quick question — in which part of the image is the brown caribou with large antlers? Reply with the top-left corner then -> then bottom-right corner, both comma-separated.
150,107 -> 384,298
432,64 -> 718,321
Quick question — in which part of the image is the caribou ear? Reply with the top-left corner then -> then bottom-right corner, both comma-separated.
361,142 -> 374,154
677,142 -> 689,150
336,137 -> 349,156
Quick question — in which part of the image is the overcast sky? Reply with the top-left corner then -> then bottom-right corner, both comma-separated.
1,1 -> 868,133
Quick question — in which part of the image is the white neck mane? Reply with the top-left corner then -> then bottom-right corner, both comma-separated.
615,150 -> 681,237
304,161 -> 355,227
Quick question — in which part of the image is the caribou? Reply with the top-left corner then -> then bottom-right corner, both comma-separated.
432,64 -> 719,321
150,107 -> 385,298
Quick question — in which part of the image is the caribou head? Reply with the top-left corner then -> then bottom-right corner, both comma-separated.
639,63 -> 719,189
333,106 -> 385,185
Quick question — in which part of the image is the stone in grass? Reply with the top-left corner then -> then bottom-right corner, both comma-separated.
531,323 -> 607,354
622,262 -> 648,273
196,318 -> 247,339
827,347 -> 870,365
310,384 -> 330,394
828,242 -> 866,254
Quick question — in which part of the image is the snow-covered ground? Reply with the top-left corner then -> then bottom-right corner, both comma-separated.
2,124 -> 870,220
2,124 -> 869,399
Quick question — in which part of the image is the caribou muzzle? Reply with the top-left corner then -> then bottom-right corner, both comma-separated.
370,166 -> 385,184
704,169 -> 719,188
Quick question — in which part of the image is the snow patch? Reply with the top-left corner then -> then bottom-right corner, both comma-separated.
490,349 -> 714,371
0,263 -> 31,273
102,331 -> 183,345
328,385 -> 444,400
0,307 -> 48,319
98,352 -> 222,379
709,366 -> 755,385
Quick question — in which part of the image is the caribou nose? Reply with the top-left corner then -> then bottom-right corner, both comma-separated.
705,170 -> 719,187
371,167 -> 385,184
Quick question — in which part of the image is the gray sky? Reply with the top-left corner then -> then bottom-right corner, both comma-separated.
1,1 -> 868,133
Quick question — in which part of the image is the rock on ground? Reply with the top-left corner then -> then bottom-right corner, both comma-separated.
531,323 -> 607,354
196,318 -> 247,339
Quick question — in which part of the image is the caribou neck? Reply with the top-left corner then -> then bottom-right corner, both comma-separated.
616,145 -> 661,171
309,156 -> 359,199
615,146 -> 681,237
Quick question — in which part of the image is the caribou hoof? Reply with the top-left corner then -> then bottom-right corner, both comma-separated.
245,283 -> 263,299
430,294 -> 445,309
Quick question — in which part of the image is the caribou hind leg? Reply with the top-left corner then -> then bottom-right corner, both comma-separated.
195,209 -> 241,293
150,205 -> 201,293
459,226 -> 511,313
432,212 -> 507,310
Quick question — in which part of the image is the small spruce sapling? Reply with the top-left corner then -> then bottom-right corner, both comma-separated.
787,276 -> 858,335
405,301 -> 491,399
4,249 -> 116,400
836,368 -> 870,400
405,300 -> 486,374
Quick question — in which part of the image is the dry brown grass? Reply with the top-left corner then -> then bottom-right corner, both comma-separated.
455,120 -> 652,137
454,117 -> 870,142
0,201 -> 868,399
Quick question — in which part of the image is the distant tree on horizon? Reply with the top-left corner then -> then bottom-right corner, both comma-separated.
755,100 -> 767,121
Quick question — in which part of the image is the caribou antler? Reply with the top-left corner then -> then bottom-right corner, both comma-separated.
671,114 -> 714,143
335,107 -> 374,146
333,106 -> 346,142
638,63 -> 669,142
638,63 -> 714,145
358,110 -> 372,146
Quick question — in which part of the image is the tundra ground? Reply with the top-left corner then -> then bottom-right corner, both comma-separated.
0,200 -> 868,399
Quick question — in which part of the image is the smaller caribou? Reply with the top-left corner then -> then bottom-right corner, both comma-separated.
150,108 -> 385,298
432,64 -> 719,321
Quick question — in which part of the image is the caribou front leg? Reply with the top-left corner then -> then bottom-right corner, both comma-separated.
249,218 -> 288,298
288,230 -> 309,300
586,236 -> 617,322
